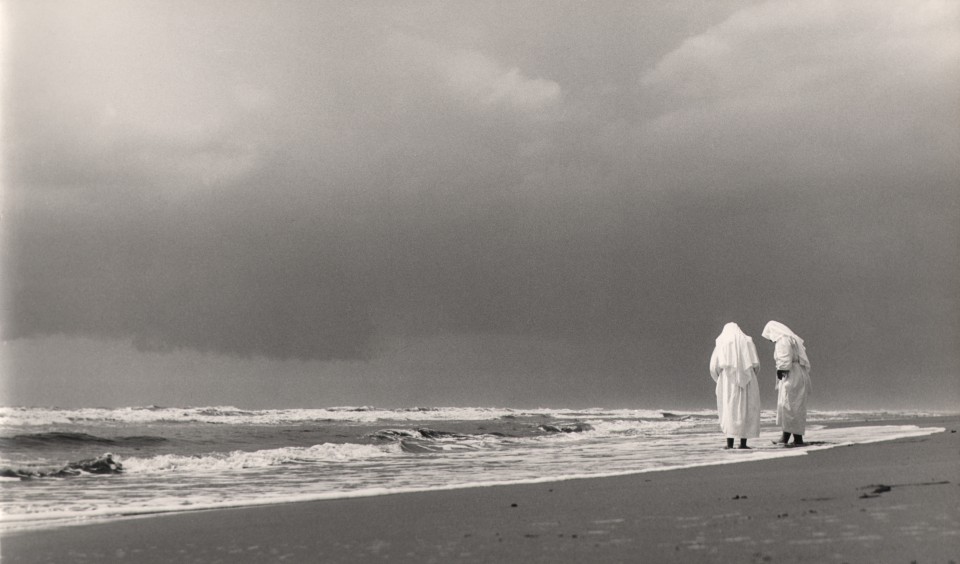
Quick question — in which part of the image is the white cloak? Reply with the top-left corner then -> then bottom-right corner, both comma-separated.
762,321 -> 812,435
709,323 -> 761,439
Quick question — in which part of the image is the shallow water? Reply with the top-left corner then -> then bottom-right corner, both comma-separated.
0,406 -> 944,531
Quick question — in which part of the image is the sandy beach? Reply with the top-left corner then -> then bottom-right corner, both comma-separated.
3,415 -> 957,563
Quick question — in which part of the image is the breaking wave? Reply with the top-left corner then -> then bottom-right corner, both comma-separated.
121,443 -> 397,473
0,405 -> 720,427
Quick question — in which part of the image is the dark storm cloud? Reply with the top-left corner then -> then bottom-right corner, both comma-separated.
3,0 -> 958,405
6,188 -> 377,360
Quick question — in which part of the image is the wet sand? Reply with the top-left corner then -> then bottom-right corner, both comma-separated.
3,416 -> 958,563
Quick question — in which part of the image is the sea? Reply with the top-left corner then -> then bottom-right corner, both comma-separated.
0,405 -> 945,532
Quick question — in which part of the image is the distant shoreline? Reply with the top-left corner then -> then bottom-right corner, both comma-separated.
3,414 -> 957,563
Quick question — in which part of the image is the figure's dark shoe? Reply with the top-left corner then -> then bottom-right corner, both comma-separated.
736,445 -> 752,450
772,440 -> 788,446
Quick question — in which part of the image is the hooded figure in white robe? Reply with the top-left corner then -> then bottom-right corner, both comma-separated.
709,323 -> 761,448
762,320 -> 811,443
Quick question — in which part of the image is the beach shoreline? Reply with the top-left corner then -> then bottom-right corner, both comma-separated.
3,415 -> 958,563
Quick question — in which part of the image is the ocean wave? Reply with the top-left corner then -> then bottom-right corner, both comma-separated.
367,421 -> 622,454
538,422 -> 595,433
368,427 -> 508,442
120,442 -> 398,473
0,406 -> 526,426
1,405 -> 950,428
0,432 -> 168,449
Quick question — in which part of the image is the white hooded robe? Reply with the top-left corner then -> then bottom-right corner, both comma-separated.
762,321 -> 812,435
709,322 -> 761,439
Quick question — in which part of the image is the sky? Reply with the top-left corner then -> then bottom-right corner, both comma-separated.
2,0 -> 958,410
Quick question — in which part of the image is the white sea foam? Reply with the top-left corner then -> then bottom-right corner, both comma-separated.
0,405 -> 719,427
121,443 -> 397,473
2,405 -> 948,428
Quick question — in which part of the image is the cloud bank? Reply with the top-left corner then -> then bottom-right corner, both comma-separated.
3,1 -> 957,408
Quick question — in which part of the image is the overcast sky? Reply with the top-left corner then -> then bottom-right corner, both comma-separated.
2,0 -> 958,410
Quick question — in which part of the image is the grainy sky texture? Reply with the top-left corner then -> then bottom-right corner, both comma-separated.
2,0 -> 958,410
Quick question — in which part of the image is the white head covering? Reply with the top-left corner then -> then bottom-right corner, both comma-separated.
716,322 -> 749,345
714,322 -> 759,387
762,320 -> 810,368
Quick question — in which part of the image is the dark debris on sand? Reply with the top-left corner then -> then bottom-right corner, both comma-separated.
858,480 -> 951,498
1,453 -> 123,480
